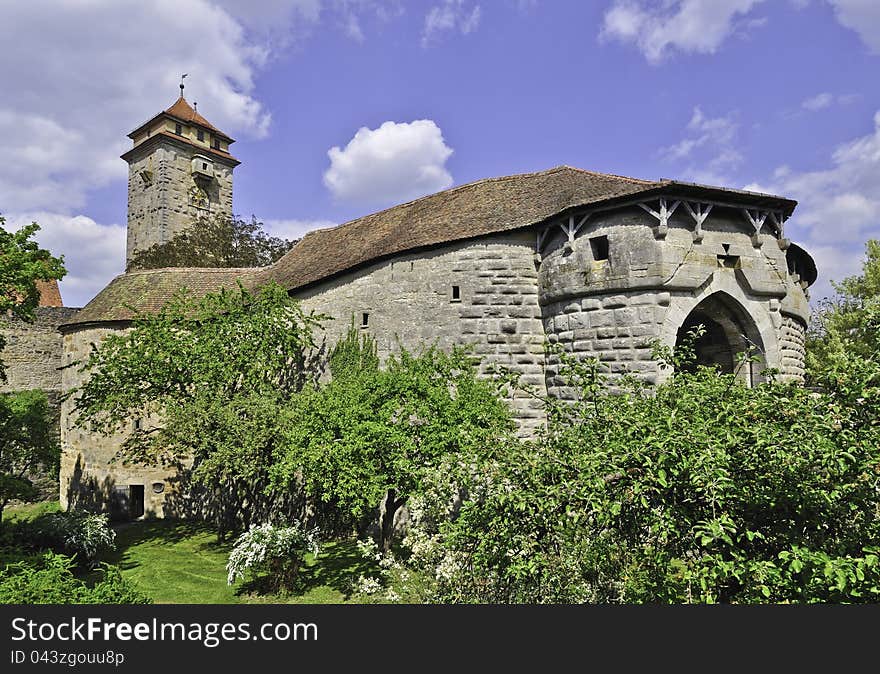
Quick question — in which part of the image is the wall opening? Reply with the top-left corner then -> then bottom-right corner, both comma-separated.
451,285 -> 460,302
361,312 -> 369,328
590,235 -> 609,261
674,292 -> 765,386
129,485 -> 145,519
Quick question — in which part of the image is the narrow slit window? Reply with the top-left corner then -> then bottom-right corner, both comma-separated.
590,235 -> 609,261
133,418 -> 142,431
361,312 -> 369,328
202,162 -> 208,170
451,285 -> 461,301
175,123 -> 182,135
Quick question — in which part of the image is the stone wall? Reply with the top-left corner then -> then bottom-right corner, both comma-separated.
778,314 -> 807,383
1,306 -> 79,500
59,326 -> 178,518
538,205 -> 811,389
126,141 -> 234,264
1,307 -> 78,399
296,231 -> 548,434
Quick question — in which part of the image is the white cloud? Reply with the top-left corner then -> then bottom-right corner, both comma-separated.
600,0 -> 766,63
799,91 -> 859,113
422,0 -> 482,47
743,110 -> 880,300
661,107 -> 742,184
263,218 -> 338,241
323,120 -> 454,206
4,213 -> 126,309
214,0 -> 323,30
827,0 -> 880,53
802,92 -> 834,111
0,0 -> 276,214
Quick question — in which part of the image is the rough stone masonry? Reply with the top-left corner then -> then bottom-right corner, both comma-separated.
55,94 -> 817,520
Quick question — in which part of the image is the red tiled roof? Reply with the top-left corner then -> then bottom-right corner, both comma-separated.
36,279 -> 63,307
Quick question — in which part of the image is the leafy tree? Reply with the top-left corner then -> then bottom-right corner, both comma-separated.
409,342 -> 880,603
127,214 -> 296,271
273,327 -> 514,552
0,216 -> 66,379
0,391 -> 59,522
69,282 -> 325,536
807,239 -> 880,379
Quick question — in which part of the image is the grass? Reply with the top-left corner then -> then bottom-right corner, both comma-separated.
3,500 -> 61,522
109,521 -> 385,604
2,503 -> 426,603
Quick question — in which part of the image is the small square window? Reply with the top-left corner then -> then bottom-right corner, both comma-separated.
197,129 -> 205,142
361,312 -> 369,328
590,235 -> 609,261
451,285 -> 461,301
175,123 -> 182,135
717,254 -> 741,269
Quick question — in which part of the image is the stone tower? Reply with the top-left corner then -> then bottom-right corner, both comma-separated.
121,84 -> 239,266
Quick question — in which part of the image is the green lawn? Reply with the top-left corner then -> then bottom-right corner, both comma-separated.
4,500 -> 61,522
3,503 -> 424,604
109,520 -> 407,604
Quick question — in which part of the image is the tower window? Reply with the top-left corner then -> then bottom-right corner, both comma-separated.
202,162 -> 208,171
590,235 -> 609,261
175,123 -> 182,135
213,139 -> 220,150
451,285 -> 461,302
361,312 -> 369,329
133,418 -> 142,431
197,129 -> 204,142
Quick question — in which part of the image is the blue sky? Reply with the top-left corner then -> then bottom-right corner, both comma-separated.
2,0 -> 879,306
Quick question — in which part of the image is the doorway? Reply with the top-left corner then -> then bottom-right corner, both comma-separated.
674,292 -> 765,385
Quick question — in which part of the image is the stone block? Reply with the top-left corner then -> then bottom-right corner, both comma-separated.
602,295 -> 628,309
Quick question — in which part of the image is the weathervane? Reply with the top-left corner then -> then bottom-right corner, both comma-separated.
179,73 -> 188,96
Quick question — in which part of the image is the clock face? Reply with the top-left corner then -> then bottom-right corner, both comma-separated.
189,185 -> 209,209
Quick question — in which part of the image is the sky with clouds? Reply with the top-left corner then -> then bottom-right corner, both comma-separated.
1,0 -> 878,306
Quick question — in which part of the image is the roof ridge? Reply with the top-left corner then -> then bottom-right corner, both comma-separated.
121,266 -> 263,278
556,165 -> 664,186
292,165 -> 645,245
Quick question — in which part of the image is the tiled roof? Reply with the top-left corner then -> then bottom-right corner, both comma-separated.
61,166 -> 800,328
36,279 -> 63,307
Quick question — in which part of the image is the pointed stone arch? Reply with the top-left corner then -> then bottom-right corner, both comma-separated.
658,273 -> 781,385
674,291 -> 766,385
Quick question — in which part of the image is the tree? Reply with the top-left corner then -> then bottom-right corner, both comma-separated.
69,282 -> 326,536
409,342 -> 880,603
0,216 -> 66,379
807,239 -> 880,380
273,326 -> 514,552
127,214 -> 296,271
0,390 -> 59,522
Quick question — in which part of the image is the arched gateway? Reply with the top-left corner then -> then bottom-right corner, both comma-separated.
675,292 -> 765,386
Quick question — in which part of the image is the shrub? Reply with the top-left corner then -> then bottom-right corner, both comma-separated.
226,523 -> 320,593
0,552 -> 150,604
17,511 -> 115,567
408,344 -> 880,603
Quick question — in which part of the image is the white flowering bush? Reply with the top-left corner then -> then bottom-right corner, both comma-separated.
226,523 -> 320,593
24,512 -> 116,569
347,538 -> 414,603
